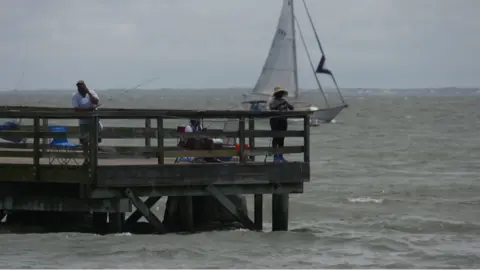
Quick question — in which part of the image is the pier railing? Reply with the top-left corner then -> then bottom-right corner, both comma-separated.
0,106 -> 311,196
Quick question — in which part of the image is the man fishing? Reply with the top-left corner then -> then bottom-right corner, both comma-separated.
72,80 -> 102,165
268,86 -> 294,162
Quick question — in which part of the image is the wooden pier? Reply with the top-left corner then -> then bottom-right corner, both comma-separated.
0,106 -> 311,234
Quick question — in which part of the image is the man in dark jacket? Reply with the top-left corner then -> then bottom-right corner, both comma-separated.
268,86 -> 294,162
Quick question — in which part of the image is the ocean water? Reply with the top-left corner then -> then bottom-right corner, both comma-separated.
0,89 -> 479,268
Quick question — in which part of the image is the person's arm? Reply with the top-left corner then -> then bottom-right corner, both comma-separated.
286,101 -> 294,110
270,100 -> 289,111
87,90 -> 100,105
269,100 -> 279,111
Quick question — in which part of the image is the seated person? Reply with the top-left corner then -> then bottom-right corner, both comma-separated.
179,118 -> 204,149
185,119 -> 222,147
178,118 -> 221,163
185,118 -> 202,133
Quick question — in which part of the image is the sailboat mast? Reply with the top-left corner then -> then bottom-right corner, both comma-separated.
290,0 -> 299,99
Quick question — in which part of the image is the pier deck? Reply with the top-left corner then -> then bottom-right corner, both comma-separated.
0,106 -> 311,233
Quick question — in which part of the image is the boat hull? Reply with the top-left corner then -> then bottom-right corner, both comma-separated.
310,104 -> 347,123
243,99 -> 347,126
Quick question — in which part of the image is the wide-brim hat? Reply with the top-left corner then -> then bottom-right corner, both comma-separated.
272,86 -> 288,96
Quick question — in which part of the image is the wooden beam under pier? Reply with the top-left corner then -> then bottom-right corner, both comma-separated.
206,185 -> 255,231
254,194 -> 263,231
124,188 -> 167,234
125,196 -> 162,226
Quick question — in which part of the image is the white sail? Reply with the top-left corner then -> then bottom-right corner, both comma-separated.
251,0 -> 297,99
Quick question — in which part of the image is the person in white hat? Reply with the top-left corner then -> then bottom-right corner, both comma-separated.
72,80 -> 102,165
268,86 -> 294,162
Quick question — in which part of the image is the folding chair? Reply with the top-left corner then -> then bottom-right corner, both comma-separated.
49,126 -> 80,165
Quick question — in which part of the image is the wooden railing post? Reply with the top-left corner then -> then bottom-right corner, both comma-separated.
303,114 -> 310,163
239,116 -> 246,163
248,117 -> 255,161
156,117 -> 164,164
33,117 -> 40,181
87,114 -> 99,198
41,118 -> 48,155
144,118 -> 151,147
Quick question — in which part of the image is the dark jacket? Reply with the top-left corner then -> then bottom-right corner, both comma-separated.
269,97 -> 294,123
269,97 -> 294,112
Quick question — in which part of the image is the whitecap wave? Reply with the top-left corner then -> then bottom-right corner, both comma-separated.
114,232 -> 132,236
347,197 -> 384,204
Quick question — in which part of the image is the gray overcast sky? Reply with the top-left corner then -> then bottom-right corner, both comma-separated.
1,0 -> 478,90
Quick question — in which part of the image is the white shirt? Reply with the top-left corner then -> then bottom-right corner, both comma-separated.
72,89 -> 102,126
72,89 -> 99,109
185,123 -> 202,133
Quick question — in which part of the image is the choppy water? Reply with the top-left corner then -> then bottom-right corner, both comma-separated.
0,89 -> 479,268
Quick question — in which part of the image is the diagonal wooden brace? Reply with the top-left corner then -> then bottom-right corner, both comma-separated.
205,185 -> 256,230
124,188 -> 166,234
125,196 -> 162,226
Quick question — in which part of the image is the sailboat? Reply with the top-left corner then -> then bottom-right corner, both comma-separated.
242,0 -> 348,125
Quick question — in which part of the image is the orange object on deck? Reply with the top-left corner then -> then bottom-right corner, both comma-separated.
235,144 -> 249,150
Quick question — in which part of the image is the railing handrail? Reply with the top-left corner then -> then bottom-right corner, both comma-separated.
0,128 -> 305,139
0,106 -> 312,119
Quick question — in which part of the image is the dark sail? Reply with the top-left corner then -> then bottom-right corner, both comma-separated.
315,55 -> 332,75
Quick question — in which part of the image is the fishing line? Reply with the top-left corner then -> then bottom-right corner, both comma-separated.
6,72 -> 309,128
21,75 -> 164,109
105,76 -> 164,102
7,65 -> 27,124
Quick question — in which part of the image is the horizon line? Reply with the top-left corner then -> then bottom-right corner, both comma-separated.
1,86 -> 479,92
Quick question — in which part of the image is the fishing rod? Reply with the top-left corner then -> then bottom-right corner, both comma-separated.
7,67 -> 26,124
105,76 -> 164,102
18,76 -> 165,109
